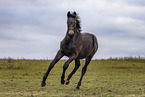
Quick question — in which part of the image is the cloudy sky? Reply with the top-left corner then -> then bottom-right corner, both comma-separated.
0,0 -> 145,59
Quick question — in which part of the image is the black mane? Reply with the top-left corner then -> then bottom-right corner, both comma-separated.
76,17 -> 81,32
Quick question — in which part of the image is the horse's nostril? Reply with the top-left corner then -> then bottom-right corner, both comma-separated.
68,30 -> 74,38
69,30 -> 74,35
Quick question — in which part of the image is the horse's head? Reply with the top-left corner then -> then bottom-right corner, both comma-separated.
67,11 -> 78,38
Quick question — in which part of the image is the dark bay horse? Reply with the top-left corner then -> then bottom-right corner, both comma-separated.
41,11 -> 98,89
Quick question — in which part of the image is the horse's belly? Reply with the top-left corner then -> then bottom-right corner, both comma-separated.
77,49 -> 89,59
77,44 -> 94,59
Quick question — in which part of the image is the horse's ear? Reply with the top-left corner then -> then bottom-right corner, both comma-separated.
73,11 -> 77,19
67,11 -> 70,18
73,11 -> 76,16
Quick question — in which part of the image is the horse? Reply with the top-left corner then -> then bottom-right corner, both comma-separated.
41,11 -> 98,89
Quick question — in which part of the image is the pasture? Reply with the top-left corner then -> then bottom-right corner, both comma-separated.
0,58 -> 145,96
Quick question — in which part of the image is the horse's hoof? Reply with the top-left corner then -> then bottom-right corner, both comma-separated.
66,80 -> 70,85
76,86 -> 80,90
61,80 -> 65,84
41,82 -> 46,87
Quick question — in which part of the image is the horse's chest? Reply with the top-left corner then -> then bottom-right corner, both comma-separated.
61,43 -> 75,56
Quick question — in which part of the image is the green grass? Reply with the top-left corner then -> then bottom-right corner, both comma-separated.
0,58 -> 145,96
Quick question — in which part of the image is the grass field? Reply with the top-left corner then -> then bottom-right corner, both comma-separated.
0,58 -> 145,96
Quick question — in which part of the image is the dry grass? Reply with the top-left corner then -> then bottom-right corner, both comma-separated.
0,58 -> 145,96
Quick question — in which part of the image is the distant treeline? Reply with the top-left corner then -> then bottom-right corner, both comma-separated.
108,56 -> 145,60
0,56 -> 145,60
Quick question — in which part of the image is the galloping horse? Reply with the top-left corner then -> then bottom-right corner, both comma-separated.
41,11 -> 98,89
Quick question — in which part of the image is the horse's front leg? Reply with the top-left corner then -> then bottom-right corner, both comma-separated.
61,55 -> 75,84
41,50 -> 63,87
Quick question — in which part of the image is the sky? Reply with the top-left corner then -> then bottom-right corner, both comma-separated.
0,0 -> 145,59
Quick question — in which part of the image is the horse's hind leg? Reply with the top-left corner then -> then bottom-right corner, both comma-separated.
76,57 -> 92,89
66,59 -> 80,85
41,50 -> 63,87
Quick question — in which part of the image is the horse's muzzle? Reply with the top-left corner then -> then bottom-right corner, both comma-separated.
68,30 -> 74,38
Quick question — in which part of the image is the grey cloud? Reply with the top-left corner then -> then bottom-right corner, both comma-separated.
0,0 -> 145,59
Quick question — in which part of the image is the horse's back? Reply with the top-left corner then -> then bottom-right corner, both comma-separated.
78,33 -> 98,59
82,33 -> 98,49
